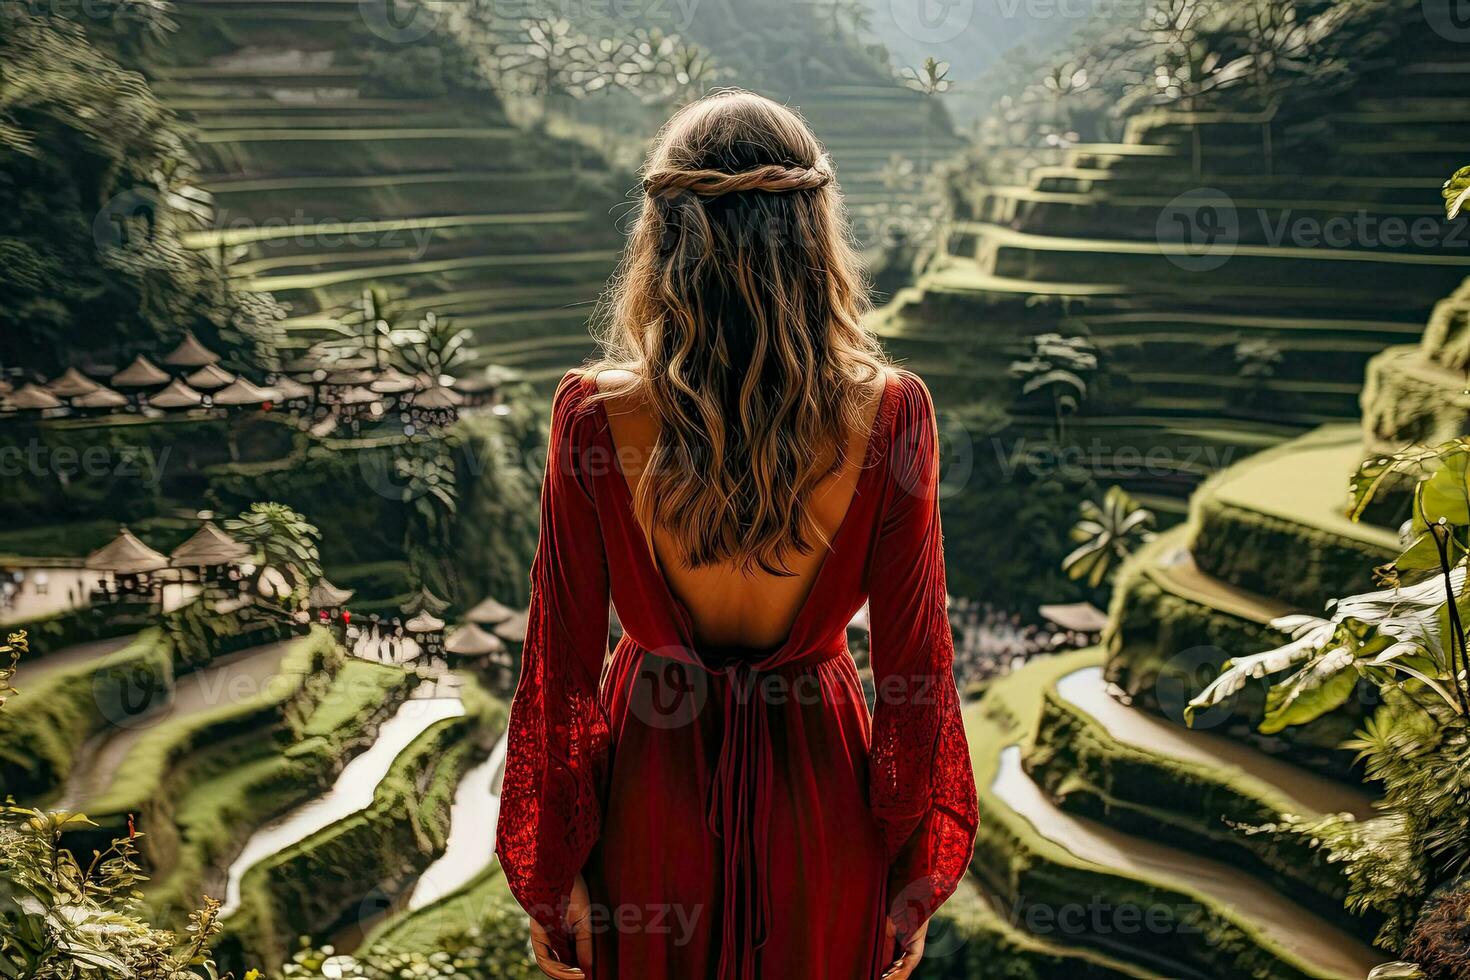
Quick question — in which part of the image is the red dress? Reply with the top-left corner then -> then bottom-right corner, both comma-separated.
496,370 -> 978,980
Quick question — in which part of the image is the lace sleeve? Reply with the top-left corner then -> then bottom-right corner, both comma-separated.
495,371 -> 611,956
866,372 -> 979,942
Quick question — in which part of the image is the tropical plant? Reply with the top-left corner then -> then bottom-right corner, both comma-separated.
496,16 -> 597,118
1062,486 -> 1157,588
356,288 -> 396,371
1443,165 -> 1470,221
0,630 -> 24,710
391,311 -> 470,382
901,57 -> 952,97
224,502 -> 324,603
1187,436 -> 1470,950
1235,337 -> 1283,380
0,10 -> 272,372
0,807 -> 238,979
1008,333 -> 1098,440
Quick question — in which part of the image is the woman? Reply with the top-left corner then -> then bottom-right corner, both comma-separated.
496,89 -> 978,980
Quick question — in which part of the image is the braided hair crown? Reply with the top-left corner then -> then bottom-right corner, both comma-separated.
642,152 -> 835,199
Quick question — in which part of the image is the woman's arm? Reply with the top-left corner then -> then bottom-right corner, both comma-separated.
866,373 -> 980,975
496,372 -> 611,975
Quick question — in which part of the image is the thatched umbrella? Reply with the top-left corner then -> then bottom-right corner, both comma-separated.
186,364 -> 235,392
149,379 -> 206,410
87,525 -> 169,601
71,385 -> 129,411
493,608 -> 529,646
4,383 -> 62,412
212,378 -> 279,407
445,623 -> 505,657
112,356 -> 170,390
308,577 -> 356,610
163,332 -> 221,369
169,521 -> 251,571
86,526 -> 169,575
47,368 -> 101,398
466,595 -> 514,626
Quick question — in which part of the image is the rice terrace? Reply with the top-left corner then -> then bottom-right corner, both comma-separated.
4,0 -> 1470,977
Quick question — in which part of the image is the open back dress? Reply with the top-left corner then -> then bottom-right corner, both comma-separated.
495,369 -> 979,980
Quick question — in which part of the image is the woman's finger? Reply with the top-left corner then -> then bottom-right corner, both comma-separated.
882,936 -> 925,980
531,934 -> 586,979
532,944 -> 586,980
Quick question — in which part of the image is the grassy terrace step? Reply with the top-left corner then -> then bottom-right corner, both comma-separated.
976,191 -> 1445,242
220,687 -> 502,970
1102,527 -> 1367,778
1189,425 -> 1399,606
969,650 -> 1381,979
59,637 -> 300,809
1028,654 -> 1378,936
241,247 -> 619,294
204,171 -> 594,220
184,210 -> 591,250
132,652 -> 415,920
1029,168 -> 1443,202
1361,344 -> 1470,453
0,629 -> 176,802
948,223 -> 1470,292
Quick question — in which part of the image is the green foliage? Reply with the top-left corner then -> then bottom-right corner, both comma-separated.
0,10 -> 273,373
1443,166 -> 1470,221
0,630 -> 174,802
224,503 -> 324,607
1009,334 -> 1097,440
1062,485 -> 1156,588
0,806 -> 232,979
282,927 -> 533,980
0,631 -> 24,711
1190,437 -> 1470,953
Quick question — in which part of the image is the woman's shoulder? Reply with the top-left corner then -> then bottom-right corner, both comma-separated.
873,366 -> 935,430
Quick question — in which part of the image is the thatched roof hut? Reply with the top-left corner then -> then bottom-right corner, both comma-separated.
170,521 -> 251,568
163,332 -> 221,368
112,356 -> 170,389
86,527 -> 168,574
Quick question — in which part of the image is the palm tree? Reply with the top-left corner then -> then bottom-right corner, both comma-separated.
1008,333 -> 1098,441
393,311 -> 470,381
1063,486 -> 1157,588
899,57 -> 953,184
225,502 -> 323,605
356,288 -> 395,371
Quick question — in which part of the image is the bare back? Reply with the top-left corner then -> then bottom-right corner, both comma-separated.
598,368 -> 890,650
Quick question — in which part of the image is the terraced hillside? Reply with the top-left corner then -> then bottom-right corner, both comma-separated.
958,229 -> 1470,976
151,1 -> 962,387
873,1 -> 1470,503
154,0 -> 627,385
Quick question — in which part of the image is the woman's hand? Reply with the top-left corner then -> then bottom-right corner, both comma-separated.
881,915 -> 928,980
529,874 -> 594,979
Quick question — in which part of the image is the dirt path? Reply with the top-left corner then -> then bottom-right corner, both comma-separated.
58,639 -> 295,809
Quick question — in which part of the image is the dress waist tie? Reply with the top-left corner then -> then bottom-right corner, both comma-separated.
702,636 -> 848,980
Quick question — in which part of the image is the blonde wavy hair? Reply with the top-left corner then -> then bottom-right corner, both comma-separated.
590,89 -> 890,576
